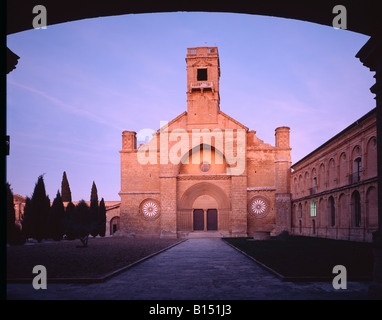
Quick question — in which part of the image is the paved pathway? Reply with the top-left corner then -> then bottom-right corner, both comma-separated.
6,238 -> 370,300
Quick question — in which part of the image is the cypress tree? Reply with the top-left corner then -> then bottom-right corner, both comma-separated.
89,181 -> 99,237
98,198 -> 106,237
75,200 -> 90,239
64,201 -> 76,240
29,175 -> 50,242
50,190 -> 65,241
61,171 -> 72,202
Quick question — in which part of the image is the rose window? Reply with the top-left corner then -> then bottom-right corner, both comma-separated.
248,196 -> 270,218
200,162 -> 211,172
140,199 -> 160,220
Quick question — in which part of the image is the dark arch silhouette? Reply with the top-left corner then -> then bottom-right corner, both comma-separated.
6,1 -> 381,36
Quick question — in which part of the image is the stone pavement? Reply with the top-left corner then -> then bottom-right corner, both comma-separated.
6,238 -> 371,300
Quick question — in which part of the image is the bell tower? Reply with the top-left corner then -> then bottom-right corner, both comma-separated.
186,47 -> 220,126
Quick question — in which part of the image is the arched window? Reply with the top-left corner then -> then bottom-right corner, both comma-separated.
311,176 -> 317,195
328,158 -> 336,189
294,177 -> 298,196
366,137 -> 377,178
352,157 -> 362,183
310,200 -> 317,217
352,191 -> 361,227
110,216 -> 120,235
298,203 -> 302,218
329,196 -> 335,227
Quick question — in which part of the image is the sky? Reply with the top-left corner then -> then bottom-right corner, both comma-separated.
6,12 -> 375,201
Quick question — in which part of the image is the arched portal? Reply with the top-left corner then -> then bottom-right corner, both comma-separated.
177,182 -> 231,234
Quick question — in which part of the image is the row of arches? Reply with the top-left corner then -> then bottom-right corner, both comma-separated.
292,185 -> 378,242
292,136 -> 377,198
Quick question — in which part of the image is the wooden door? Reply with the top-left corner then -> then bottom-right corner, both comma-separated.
193,209 -> 204,230
207,209 -> 218,230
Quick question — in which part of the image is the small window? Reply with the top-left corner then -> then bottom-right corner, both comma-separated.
352,191 -> 361,227
354,157 -> 362,181
310,200 -> 316,217
329,196 -> 335,227
197,68 -> 208,81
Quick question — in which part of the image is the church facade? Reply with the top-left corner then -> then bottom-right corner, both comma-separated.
119,47 -> 292,238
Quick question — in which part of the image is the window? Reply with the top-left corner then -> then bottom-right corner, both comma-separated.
329,196 -> 335,227
311,177 -> 317,194
197,68 -> 208,81
310,200 -> 317,217
353,157 -> 362,182
352,191 -> 361,227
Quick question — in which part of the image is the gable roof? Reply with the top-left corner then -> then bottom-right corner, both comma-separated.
218,110 -> 249,130
157,111 -> 187,133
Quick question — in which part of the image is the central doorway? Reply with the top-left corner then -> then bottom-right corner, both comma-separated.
193,209 -> 218,231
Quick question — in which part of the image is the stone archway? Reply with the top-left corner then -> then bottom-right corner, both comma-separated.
177,182 -> 231,235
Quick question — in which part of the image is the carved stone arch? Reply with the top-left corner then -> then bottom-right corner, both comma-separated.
178,143 -> 229,175
339,151 -> 348,186
311,167 -> 317,192
366,186 -> 378,227
178,182 -> 230,210
293,176 -> 298,195
366,136 -> 377,178
328,157 -> 336,189
304,171 -> 310,194
298,174 -> 303,195
338,192 -> 347,228
352,144 -> 362,160
318,163 -> 326,190
351,145 -> 363,183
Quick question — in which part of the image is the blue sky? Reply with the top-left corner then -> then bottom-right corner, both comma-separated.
6,12 -> 375,201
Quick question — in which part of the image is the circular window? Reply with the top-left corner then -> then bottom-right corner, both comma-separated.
248,196 -> 270,218
200,162 -> 210,172
140,199 -> 160,221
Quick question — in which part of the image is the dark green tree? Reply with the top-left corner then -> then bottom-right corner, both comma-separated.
98,198 -> 107,237
75,200 -> 90,239
89,181 -> 99,237
61,171 -> 72,202
64,201 -> 76,240
50,190 -> 65,241
22,175 -> 50,242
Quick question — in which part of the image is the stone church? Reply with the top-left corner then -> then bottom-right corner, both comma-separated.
119,47 -> 291,238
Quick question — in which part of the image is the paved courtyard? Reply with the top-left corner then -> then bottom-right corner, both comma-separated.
7,238 -> 371,300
